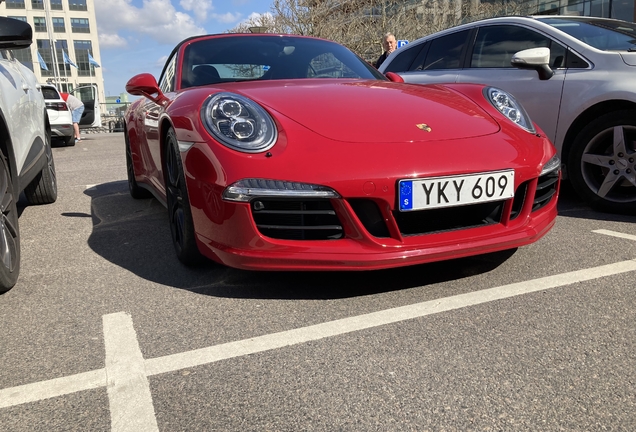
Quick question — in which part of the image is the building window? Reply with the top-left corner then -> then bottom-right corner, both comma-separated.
33,17 -> 47,32
68,0 -> 87,11
7,16 -> 27,21
5,0 -> 26,8
71,18 -> 90,33
14,48 -> 33,72
37,39 -> 54,77
52,17 -> 65,32
49,0 -> 63,10
74,40 -> 94,76
32,0 -> 44,9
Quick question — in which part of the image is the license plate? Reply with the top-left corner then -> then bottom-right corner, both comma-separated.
399,170 -> 515,211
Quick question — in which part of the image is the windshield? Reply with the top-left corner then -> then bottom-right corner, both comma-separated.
540,17 -> 636,51
180,35 -> 385,89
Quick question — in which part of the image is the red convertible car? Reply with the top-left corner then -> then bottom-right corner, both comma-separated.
125,33 -> 560,271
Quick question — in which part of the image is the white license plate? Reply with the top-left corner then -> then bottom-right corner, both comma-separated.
399,170 -> 515,211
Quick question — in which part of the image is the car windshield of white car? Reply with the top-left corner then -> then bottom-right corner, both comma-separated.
180,36 -> 386,88
542,17 -> 636,52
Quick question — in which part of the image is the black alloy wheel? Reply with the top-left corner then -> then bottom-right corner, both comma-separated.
163,127 -> 205,266
569,110 -> 636,213
0,150 -> 19,293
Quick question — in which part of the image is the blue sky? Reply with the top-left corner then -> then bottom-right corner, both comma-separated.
94,0 -> 274,97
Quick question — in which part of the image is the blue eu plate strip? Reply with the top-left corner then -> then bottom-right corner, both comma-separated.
400,181 -> 413,211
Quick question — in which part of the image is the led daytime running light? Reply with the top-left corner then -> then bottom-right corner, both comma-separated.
223,179 -> 340,202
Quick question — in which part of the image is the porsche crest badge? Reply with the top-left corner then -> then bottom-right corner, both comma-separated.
416,124 -> 432,132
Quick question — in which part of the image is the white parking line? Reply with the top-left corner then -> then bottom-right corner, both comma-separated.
104,313 -> 159,432
1,258 -> 636,428
593,229 -> 636,242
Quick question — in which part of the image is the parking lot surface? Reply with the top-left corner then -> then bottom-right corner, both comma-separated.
1,133 -> 635,431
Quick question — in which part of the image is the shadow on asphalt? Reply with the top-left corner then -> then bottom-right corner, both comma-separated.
83,180 -> 519,299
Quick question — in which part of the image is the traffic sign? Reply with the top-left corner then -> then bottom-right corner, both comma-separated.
397,40 -> 409,48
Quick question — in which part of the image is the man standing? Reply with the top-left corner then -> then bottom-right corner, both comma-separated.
375,33 -> 397,68
61,92 -> 84,143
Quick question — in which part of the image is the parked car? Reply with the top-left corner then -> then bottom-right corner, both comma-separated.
41,83 -> 74,146
125,33 -> 559,270
380,16 -> 636,213
0,17 -> 58,292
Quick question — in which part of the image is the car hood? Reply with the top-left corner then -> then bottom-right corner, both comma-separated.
619,52 -> 636,66
223,80 -> 500,143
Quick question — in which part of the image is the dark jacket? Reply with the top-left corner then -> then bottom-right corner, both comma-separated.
375,52 -> 389,69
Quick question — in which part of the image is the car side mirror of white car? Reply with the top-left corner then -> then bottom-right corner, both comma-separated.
511,47 -> 554,81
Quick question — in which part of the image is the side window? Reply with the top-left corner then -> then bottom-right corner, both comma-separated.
418,30 -> 470,70
158,54 -> 177,93
383,44 -> 425,72
471,25 -> 567,69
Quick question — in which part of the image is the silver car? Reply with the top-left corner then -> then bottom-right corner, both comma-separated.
380,16 -> 636,213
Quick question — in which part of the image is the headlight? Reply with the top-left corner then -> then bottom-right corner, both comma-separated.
201,92 -> 277,153
223,178 -> 340,202
484,87 -> 535,133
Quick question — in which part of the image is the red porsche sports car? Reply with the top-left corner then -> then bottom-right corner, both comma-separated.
125,33 -> 560,271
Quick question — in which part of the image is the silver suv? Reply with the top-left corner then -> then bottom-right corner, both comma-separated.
380,16 -> 636,213
0,17 -> 58,292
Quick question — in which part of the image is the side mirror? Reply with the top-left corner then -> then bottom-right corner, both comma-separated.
385,72 -> 404,83
125,73 -> 168,105
0,17 -> 33,49
511,47 -> 554,81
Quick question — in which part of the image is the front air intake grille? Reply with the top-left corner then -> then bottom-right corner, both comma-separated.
533,170 -> 559,212
251,199 -> 343,240
510,181 -> 529,221
349,199 -> 390,238
393,201 -> 504,236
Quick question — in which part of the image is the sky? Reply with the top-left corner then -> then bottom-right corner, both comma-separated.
94,0 -> 274,97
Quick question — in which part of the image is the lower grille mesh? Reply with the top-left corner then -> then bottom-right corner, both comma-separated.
251,199 -> 343,240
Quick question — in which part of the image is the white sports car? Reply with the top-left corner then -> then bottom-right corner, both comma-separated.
0,17 -> 58,292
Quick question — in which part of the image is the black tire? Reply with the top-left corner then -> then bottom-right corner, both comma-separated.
125,130 -> 152,199
0,150 -> 20,293
65,135 -> 75,147
164,127 -> 205,266
568,109 -> 636,213
24,130 -> 57,205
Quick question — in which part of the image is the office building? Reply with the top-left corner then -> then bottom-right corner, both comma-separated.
0,0 -> 105,106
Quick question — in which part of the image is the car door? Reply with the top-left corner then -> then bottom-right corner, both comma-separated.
71,84 -> 101,128
0,49 -> 41,175
456,24 -> 567,145
396,29 -> 473,85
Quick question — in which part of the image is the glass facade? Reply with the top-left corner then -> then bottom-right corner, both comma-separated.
5,0 -> 25,8
74,40 -> 94,77
71,18 -> 90,33
532,0 -> 634,22
68,0 -> 87,11
52,17 -> 65,32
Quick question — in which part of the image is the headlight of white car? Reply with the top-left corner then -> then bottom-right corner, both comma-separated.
484,87 -> 535,134
201,92 -> 277,153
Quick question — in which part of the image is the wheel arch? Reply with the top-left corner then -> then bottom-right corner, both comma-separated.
0,108 -> 20,196
562,99 -> 636,175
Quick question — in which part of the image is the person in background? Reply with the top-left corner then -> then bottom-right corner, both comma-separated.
61,92 -> 85,143
375,32 -> 397,68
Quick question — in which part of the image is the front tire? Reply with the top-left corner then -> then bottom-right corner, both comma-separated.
0,150 -> 20,293
163,127 -> 205,266
24,130 -> 57,205
568,110 -> 636,213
